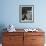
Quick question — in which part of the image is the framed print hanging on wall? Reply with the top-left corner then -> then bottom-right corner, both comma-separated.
19,5 -> 34,23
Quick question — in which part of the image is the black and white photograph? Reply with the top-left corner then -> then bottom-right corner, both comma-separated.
19,5 -> 34,23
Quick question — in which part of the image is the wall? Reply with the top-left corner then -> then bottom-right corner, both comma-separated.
0,0 -> 46,29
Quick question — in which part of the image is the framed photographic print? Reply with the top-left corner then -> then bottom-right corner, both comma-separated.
19,5 -> 34,23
